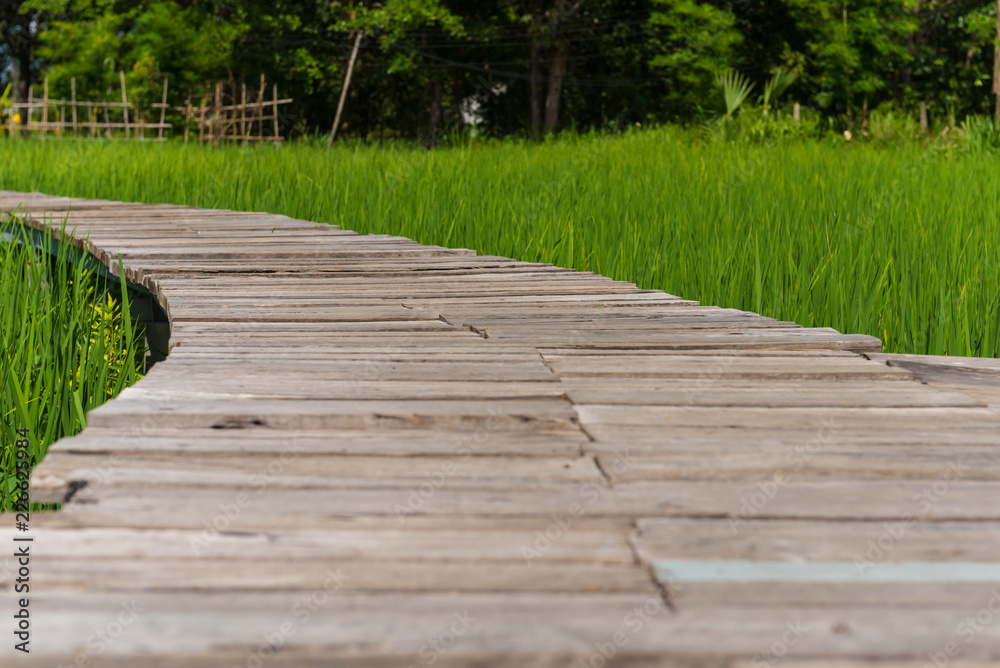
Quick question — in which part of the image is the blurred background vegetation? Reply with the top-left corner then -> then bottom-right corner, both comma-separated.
1,0 -> 998,142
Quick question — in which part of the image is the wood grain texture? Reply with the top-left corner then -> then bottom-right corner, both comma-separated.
2,189 -> 998,665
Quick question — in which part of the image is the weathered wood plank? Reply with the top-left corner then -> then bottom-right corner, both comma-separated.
0,524 -> 633,563
56,478 -> 1000,520
23,558 -> 656,593
42,428 -> 589,456
85,396 -> 582,431
596,443 -> 1000,480
575,405 -> 1000,429
11,592 -> 1000,664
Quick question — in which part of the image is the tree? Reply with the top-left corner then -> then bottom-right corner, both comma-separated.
507,0 -> 592,134
783,0 -> 916,121
347,0 -> 464,144
647,0 -> 742,118
1,1 -> 54,113
33,1 -> 237,107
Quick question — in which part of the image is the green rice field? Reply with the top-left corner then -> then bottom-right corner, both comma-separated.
0,222 -> 145,511
1,129 -> 998,362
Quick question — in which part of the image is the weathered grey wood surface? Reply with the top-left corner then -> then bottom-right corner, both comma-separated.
2,190 -> 999,666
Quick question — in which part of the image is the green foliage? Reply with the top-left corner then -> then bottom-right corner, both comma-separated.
0,219 -> 145,511
715,69 -> 754,117
864,103 -> 924,146
3,0 -> 998,137
961,115 -> 1000,154
352,0 -> 464,43
784,0 -> 915,111
0,132 -> 998,361
0,83 -> 11,125
35,1 -> 238,105
648,0 -> 742,117
762,66 -> 797,111
703,104 -> 819,144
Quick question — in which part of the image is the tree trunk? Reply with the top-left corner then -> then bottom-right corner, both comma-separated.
543,40 -> 568,134
528,4 -> 543,137
428,79 -> 442,147
15,17 -> 34,126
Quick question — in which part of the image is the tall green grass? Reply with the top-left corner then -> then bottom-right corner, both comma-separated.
1,130 -> 998,357
0,219 -> 145,511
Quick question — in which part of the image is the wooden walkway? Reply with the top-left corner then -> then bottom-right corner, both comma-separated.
3,190 -> 1000,666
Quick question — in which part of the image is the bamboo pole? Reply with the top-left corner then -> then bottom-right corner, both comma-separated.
8,84 -> 16,137
199,98 -> 207,144
273,83 -> 279,145
71,78 -> 78,134
185,101 -> 192,144
214,82 -> 222,146
120,71 -> 130,139
159,76 -> 169,141
248,74 -> 264,141
240,82 -> 247,143
42,78 -> 49,136
327,30 -> 363,150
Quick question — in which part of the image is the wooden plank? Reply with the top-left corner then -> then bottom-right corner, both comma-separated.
23,558 -> 655,593
563,379 -> 983,408
653,559 -> 1000,583
118,380 -> 567,401
586,424 -> 1000,453
633,519 -> 1000,562
12,592 -> 1000,663
31,452 -> 601,497
41,428 -> 588,456
84,397 -> 581,432
547,355 -> 910,380
596,443 -> 1000,480
575,405 -> 1000,430
636,519 -> 1000,607
27,510 -> 634,532
56,479 -> 1000,520
868,353 -> 1000,412
140,360 -> 558,383
0,524 -> 633,563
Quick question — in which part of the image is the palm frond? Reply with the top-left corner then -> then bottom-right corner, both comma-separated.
762,66 -> 798,109
715,70 -> 755,117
